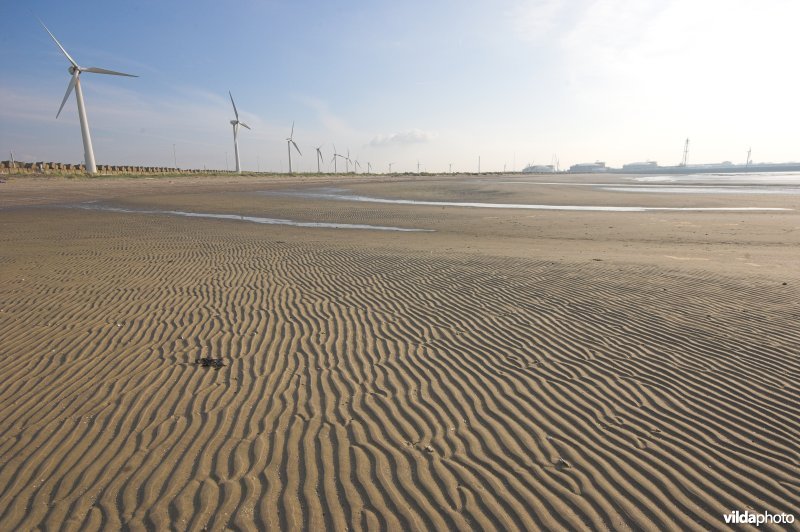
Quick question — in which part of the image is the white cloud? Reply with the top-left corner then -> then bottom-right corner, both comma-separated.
369,128 -> 436,147
503,0 -> 800,165
508,0 -> 578,41
295,96 -> 359,138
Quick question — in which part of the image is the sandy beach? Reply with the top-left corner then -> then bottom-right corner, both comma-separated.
1,173 -> 798,531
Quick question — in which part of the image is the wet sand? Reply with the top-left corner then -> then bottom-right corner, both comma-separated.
1,173 -> 798,530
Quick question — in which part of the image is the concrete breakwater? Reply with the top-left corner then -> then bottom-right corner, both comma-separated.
1,160 -> 218,175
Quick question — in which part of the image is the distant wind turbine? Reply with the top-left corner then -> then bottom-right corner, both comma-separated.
367,162 -> 372,174
40,19 -> 137,175
388,162 -> 394,173
345,149 -> 351,173
331,145 -> 345,173
286,122 -> 301,173
315,146 -> 324,173
354,160 -> 361,173
228,91 -> 251,174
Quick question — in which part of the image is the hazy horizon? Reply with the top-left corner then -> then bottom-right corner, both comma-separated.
2,0 -> 798,172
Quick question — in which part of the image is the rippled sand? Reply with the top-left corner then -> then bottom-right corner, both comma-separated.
1,174 -> 798,530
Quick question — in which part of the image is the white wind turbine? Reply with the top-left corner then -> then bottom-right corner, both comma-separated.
315,145 -> 324,173
331,145 -> 345,173
228,91 -> 251,174
286,122 -> 301,173
40,20 -> 137,175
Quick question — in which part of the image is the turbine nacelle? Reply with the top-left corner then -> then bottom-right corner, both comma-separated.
286,122 -> 301,155
228,92 -> 250,129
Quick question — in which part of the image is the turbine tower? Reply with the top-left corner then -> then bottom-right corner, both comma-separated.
680,138 -> 689,167
331,145 -> 344,173
315,146 -> 324,173
40,20 -> 137,175
228,92 -> 251,173
286,122 -> 301,173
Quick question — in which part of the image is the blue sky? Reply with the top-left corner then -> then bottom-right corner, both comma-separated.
2,0 -> 799,172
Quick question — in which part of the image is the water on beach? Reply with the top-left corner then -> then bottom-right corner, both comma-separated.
76,203 -> 433,232
262,188 -> 791,212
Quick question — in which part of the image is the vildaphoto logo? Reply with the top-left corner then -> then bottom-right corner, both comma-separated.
723,510 -> 795,526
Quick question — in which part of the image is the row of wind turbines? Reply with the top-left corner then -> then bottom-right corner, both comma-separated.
41,19 -> 382,176
213,91 -> 374,175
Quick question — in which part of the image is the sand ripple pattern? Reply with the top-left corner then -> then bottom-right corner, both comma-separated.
0,210 -> 798,531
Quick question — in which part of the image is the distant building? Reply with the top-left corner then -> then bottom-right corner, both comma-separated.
521,164 -> 555,173
569,161 -> 607,173
622,161 -> 658,171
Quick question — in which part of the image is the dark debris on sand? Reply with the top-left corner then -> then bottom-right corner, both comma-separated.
196,358 -> 225,369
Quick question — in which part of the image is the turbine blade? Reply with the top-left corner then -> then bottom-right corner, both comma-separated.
83,66 -> 138,77
290,121 -> 294,138
240,122 -> 251,130
38,19 -> 79,68
56,74 -> 77,118
292,140 -> 301,155
229,91 -> 239,120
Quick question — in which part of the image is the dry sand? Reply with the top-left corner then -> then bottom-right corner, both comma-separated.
0,173 -> 798,530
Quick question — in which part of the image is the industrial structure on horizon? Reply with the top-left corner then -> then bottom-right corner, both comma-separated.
522,140 -> 800,174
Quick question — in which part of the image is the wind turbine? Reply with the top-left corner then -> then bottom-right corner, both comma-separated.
388,162 -> 394,173
354,160 -> 361,174
345,149 -> 351,173
228,91 -> 251,174
40,20 -> 137,175
367,162 -> 372,174
286,122 -> 301,173
315,145 -> 324,173
331,145 -> 345,173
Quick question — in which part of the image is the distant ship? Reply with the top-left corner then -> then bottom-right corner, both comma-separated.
567,162 -> 608,173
